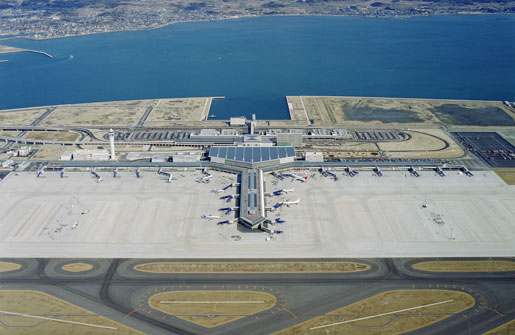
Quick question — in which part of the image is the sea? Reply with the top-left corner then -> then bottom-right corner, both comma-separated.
0,15 -> 514,120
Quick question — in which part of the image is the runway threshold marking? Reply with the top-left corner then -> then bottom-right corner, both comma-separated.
0,309 -> 117,330
309,299 -> 454,330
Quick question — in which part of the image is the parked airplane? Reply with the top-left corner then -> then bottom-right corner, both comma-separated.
460,167 -> 473,177
196,175 -> 212,183
219,207 -> 232,215
275,218 -> 286,223
201,214 -> 220,220
217,220 -> 236,225
60,170 -> 65,178
113,168 -> 119,178
408,167 -> 420,177
373,167 -> 383,177
319,168 -> 338,180
36,166 -> 46,178
435,166 -> 445,177
220,195 -> 234,202
211,183 -> 233,193
344,167 -> 359,177
283,198 -> 300,207
273,198 -> 300,208
272,188 -> 294,196
158,168 -> 173,182
136,168 -> 141,178
279,173 -> 306,182
91,169 -> 102,183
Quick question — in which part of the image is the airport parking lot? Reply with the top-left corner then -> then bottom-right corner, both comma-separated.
0,168 -> 513,258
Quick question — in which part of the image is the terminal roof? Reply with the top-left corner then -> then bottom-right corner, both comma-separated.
209,146 -> 295,163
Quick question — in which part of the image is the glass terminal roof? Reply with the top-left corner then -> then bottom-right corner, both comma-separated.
209,146 -> 295,163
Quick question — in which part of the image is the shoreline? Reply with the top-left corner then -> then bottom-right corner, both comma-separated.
3,12 -> 512,41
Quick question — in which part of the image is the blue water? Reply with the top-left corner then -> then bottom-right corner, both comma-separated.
1,15 -> 514,119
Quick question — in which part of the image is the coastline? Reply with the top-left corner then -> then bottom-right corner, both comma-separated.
4,12 -> 512,41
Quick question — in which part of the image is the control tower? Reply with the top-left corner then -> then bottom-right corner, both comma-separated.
109,128 -> 116,160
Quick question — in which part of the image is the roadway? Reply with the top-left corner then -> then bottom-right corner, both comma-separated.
0,258 -> 513,335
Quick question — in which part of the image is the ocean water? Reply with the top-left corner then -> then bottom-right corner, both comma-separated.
0,15 -> 514,120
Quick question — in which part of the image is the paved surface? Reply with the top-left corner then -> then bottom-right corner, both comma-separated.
0,169 -> 514,258
0,258 -> 513,335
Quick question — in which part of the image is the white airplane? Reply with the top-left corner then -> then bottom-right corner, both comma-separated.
36,166 -> 46,177
211,188 -> 224,194
201,214 -> 220,220
196,175 -> 212,183
291,173 -> 306,182
283,198 -> 300,207
158,168 -> 173,182
92,169 -> 102,183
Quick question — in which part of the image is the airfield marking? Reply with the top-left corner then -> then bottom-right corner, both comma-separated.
0,309 -> 118,330
310,299 -> 454,330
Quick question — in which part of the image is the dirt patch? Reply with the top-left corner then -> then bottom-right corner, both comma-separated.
0,290 -> 143,334
412,260 -> 515,272
274,289 -> 475,335
493,169 -> 515,185
134,261 -> 370,273
148,290 -> 276,328
0,262 -> 21,272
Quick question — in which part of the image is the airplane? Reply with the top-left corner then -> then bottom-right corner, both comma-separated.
373,167 -> 383,177
202,169 -> 212,177
408,167 -> 420,177
279,173 -> 306,182
113,168 -> 119,178
196,175 -> 212,183
344,167 -> 359,177
273,202 -> 284,209
211,183 -> 234,193
219,207 -> 232,215
283,198 -> 300,207
36,166 -> 46,178
136,168 -> 141,178
201,214 -> 220,220
319,168 -> 338,180
460,167 -> 473,177
272,188 -> 294,196
275,218 -> 286,224
60,170 -> 65,178
272,172 -> 284,180
71,221 -> 79,230
217,220 -> 236,225
158,168 -> 173,182
220,195 -> 233,202
91,169 -> 102,182
434,167 -> 445,177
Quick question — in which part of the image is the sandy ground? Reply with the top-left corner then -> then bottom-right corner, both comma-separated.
22,131 -> 80,142
493,168 -> 515,185
0,108 -> 47,126
143,98 -> 216,126
0,169 -> 514,258
0,45 -> 25,54
412,260 -> 515,272
40,106 -> 146,127
274,289 -> 474,335
0,290 -> 143,334
133,261 -> 370,273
